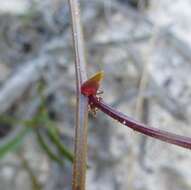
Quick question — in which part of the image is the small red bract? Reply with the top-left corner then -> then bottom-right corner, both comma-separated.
81,71 -> 104,96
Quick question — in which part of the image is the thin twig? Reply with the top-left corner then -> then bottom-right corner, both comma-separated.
89,96 -> 191,150
135,24 -> 159,172
68,0 -> 88,190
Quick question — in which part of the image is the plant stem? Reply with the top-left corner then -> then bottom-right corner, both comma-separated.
89,95 -> 191,150
68,0 -> 89,189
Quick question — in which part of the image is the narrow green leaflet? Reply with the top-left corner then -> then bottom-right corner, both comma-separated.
0,127 -> 31,158
35,128 -> 64,165
46,123 -> 74,163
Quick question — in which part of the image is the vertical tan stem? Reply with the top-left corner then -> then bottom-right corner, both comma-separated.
68,0 -> 88,190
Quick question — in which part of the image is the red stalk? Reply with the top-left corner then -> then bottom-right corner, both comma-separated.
89,95 -> 191,150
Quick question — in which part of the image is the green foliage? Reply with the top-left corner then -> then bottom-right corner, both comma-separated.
0,126 -> 31,158
35,81 -> 74,164
35,128 -> 64,165
0,82 -> 74,165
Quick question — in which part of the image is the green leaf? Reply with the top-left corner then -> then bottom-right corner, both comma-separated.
46,123 -> 74,163
35,128 -> 64,165
0,127 -> 31,158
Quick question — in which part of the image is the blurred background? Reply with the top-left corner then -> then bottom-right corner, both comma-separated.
0,0 -> 191,189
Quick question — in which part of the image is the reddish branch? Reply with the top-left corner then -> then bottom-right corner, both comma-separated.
89,95 -> 191,150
